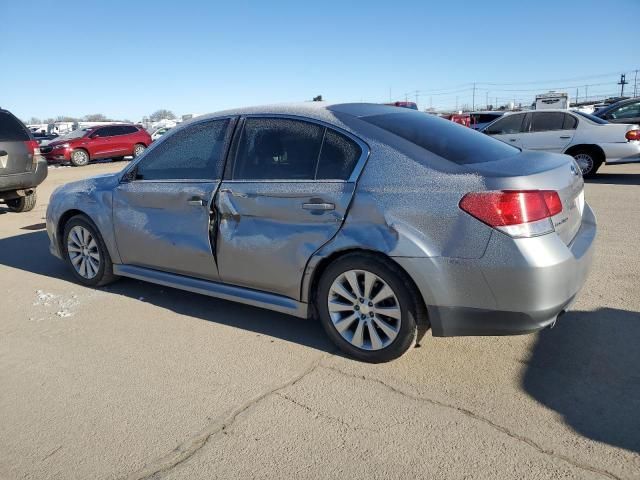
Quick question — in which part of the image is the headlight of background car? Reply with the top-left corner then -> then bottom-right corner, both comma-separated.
54,143 -> 70,149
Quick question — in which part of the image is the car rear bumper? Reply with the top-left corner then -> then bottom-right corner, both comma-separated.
601,142 -> 640,164
395,203 -> 597,336
0,158 -> 48,193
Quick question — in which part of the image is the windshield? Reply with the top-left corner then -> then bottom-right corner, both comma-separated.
56,128 -> 92,141
573,111 -> 609,124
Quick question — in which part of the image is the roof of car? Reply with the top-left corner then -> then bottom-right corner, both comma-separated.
200,102 -> 412,123
596,97 -> 639,112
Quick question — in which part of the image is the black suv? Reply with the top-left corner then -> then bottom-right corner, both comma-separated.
0,108 -> 48,212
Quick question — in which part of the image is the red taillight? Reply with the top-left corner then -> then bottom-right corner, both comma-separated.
459,190 -> 563,237
626,129 -> 640,141
24,140 -> 40,155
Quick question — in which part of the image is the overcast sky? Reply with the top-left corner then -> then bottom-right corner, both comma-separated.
2,0 -> 638,120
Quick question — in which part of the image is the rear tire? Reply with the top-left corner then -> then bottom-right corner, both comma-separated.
62,215 -> 118,287
571,148 -> 602,178
70,149 -> 90,167
133,143 -> 146,157
316,253 -> 419,363
6,190 -> 37,213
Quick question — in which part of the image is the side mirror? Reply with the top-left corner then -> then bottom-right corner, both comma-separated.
121,167 -> 138,183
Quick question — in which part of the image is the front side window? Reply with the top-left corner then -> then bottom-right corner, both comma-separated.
484,114 -> 525,135
94,126 -> 117,137
610,102 -> 640,119
531,112 -> 566,132
134,119 -> 230,180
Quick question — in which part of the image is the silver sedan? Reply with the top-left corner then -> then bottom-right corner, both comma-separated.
46,103 -> 596,362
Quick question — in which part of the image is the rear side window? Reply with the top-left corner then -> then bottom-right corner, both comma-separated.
316,129 -> 361,180
563,114 -> 578,130
484,114 -> 525,135
531,112 -> 566,132
0,111 -> 30,141
120,125 -> 138,135
363,110 -> 519,165
232,118 -> 324,180
135,119 -> 230,180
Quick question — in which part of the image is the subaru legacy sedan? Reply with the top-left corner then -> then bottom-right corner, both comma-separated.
46,103 -> 596,363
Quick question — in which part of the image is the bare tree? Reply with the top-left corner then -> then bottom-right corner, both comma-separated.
27,117 -> 42,125
83,113 -> 109,122
149,109 -> 176,122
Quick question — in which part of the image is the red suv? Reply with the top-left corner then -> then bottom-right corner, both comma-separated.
41,124 -> 152,166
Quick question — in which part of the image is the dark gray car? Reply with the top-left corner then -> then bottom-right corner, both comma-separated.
46,103 -> 596,362
593,97 -> 640,125
0,108 -> 48,212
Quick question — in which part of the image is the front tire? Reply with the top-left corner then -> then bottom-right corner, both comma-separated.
6,191 -> 37,212
70,149 -> 90,167
62,215 -> 118,287
316,253 -> 419,363
572,149 -> 602,178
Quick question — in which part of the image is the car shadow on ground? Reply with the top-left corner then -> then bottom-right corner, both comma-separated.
0,230 -> 335,355
522,308 -> 640,453
586,173 -> 640,185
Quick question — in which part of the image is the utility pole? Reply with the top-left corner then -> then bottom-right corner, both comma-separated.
486,92 -> 489,109
389,87 -> 392,102
585,85 -> 588,103
618,74 -> 628,97
576,87 -> 579,106
430,96 -> 432,110
415,90 -> 419,109
455,96 -> 459,111
472,83 -> 476,111
634,70 -> 638,97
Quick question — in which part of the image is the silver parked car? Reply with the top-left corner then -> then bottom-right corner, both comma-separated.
482,109 -> 640,177
46,103 -> 596,362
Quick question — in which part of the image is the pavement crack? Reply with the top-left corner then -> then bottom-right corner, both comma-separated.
321,365 -> 622,480
275,392 -> 395,433
123,353 -> 328,480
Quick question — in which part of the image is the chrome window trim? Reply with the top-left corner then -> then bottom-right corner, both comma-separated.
227,113 -> 371,184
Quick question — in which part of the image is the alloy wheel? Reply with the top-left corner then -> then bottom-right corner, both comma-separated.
573,153 -> 593,175
67,225 -> 100,279
134,144 -> 146,156
72,150 -> 88,165
327,269 -> 401,351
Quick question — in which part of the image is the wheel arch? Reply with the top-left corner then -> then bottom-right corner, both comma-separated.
303,247 -> 429,326
57,209 -> 112,260
563,143 -> 605,162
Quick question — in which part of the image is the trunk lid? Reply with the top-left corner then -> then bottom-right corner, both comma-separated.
0,111 -> 35,176
471,150 -> 584,245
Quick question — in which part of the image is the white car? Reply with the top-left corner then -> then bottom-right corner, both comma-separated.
482,109 -> 640,177
151,127 -> 171,141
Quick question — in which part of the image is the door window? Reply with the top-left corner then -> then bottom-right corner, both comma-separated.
231,118 -> 363,181
531,112 -> 566,132
232,118 -> 324,180
93,126 -> 117,137
134,119 -> 231,180
484,114 -> 525,135
609,102 -> 640,120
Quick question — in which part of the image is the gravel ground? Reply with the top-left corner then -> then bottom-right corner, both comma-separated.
0,161 -> 638,480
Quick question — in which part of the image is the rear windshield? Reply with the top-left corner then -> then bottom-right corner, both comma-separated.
573,111 -> 609,124
362,110 -> 520,165
0,111 -> 30,141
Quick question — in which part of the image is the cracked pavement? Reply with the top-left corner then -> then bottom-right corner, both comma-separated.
1,162 -> 639,479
